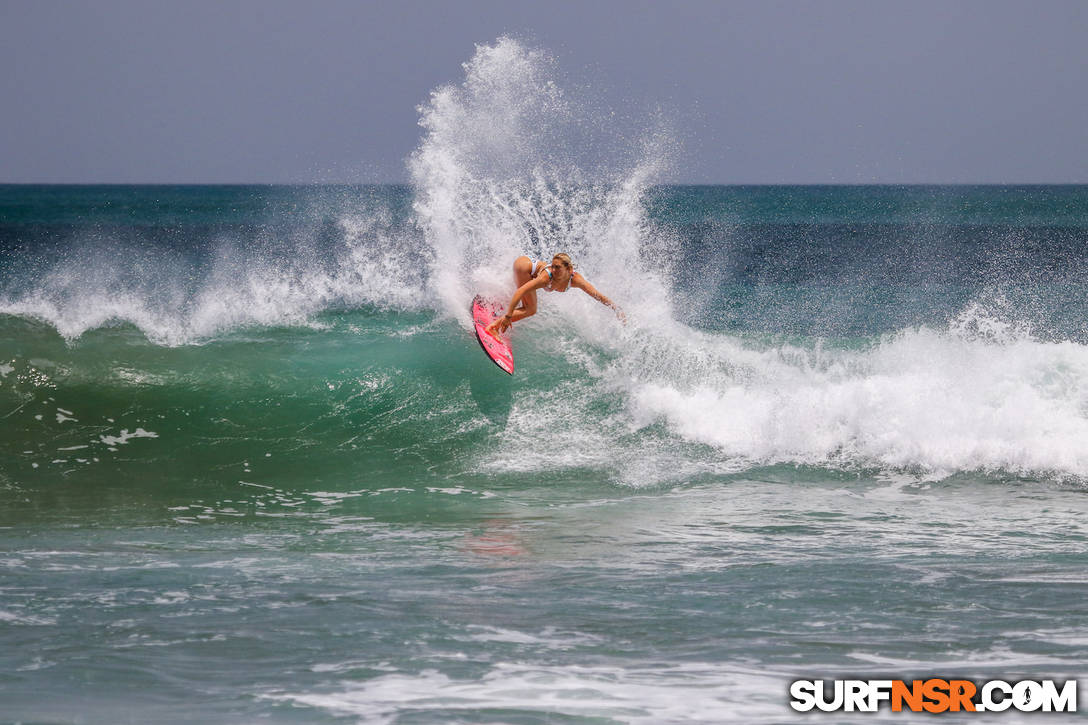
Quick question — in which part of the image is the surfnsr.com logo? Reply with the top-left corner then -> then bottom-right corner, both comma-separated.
789,679 -> 1078,713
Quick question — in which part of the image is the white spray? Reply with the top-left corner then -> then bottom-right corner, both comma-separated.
409,36 -> 674,325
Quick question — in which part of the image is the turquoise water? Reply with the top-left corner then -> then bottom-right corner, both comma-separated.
3,37 -> 1088,724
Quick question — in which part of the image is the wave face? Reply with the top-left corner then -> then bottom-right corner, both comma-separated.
3,40 -> 1088,487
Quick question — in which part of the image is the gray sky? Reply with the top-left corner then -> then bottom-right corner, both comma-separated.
2,0 -> 1085,184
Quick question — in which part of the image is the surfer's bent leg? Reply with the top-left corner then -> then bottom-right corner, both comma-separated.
486,256 -> 540,336
512,256 -> 537,317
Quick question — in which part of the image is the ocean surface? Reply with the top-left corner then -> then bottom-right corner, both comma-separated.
4,39 -> 1088,724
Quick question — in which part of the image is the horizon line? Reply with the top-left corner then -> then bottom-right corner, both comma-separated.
3,180 -> 1087,188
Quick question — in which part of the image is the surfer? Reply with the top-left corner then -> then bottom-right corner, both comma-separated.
485,253 -> 624,336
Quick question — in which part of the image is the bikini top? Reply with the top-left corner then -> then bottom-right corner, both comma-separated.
533,260 -> 572,292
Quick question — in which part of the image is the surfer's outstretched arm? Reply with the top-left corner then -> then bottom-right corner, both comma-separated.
486,276 -> 549,335
572,274 -> 626,323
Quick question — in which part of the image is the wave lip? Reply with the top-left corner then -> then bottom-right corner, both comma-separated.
0,193 -> 427,345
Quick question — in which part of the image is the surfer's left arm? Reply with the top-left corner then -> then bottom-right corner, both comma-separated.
572,275 -> 626,324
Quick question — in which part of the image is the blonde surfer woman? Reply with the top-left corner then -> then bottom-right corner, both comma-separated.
486,253 -> 624,336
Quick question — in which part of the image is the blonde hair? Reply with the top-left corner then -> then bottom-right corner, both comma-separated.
552,253 -> 574,271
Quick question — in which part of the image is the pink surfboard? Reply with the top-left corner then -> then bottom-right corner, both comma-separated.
472,295 -> 514,375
